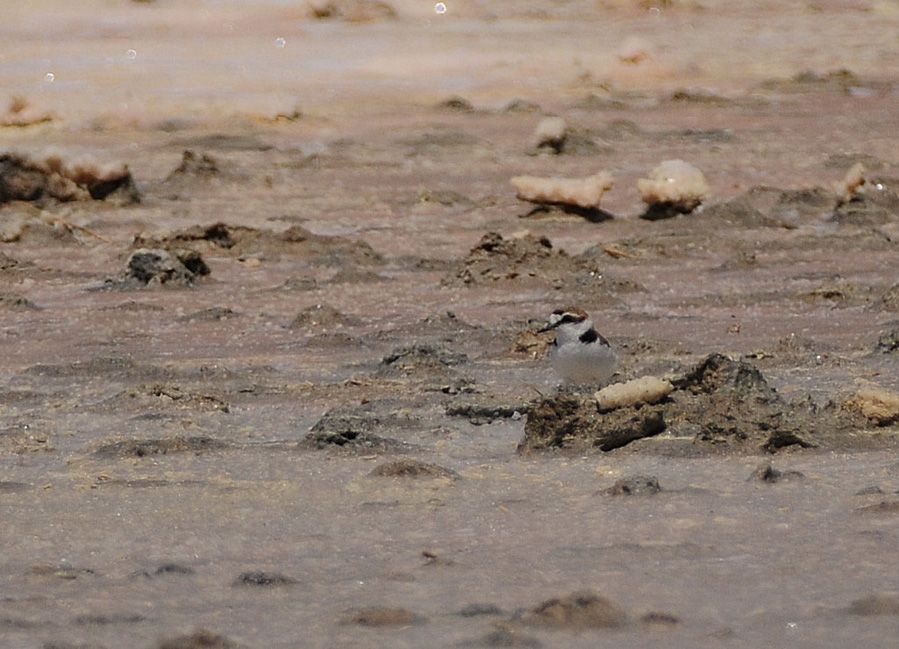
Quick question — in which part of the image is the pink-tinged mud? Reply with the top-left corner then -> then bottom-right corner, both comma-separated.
1,2 -> 899,648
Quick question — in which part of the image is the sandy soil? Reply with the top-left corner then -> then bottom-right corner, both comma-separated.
2,2 -> 899,648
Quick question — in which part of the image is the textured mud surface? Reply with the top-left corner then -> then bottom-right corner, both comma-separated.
2,2 -> 899,649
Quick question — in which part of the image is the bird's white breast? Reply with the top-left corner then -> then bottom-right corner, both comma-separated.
550,340 -> 617,384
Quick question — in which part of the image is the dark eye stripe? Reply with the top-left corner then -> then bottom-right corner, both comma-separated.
559,313 -> 580,324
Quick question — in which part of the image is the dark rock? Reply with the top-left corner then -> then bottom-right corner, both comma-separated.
233,571 -> 297,587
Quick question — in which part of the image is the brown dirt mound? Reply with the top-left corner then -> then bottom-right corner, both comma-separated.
369,459 -> 458,479
309,0 -> 397,22
305,403 -> 420,452
603,475 -> 662,495
97,384 -> 230,413
288,304 -> 357,329
133,222 -> 383,265
442,232 -> 600,288
377,344 -> 468,377
166,150 -> 221,180
93,436 -> 231,459
157,630 -> 242,649
0,152 -> 139,204
521,353 -> 869,454
702,186 -> 833,228
340,607 -> 424,627
519,591 -> 629,630
0,293 -> 38,311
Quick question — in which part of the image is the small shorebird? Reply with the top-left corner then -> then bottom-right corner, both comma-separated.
539,306 -> 617,384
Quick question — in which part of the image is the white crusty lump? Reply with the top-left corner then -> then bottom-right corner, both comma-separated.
595,376 -> 674,413
511,172 -> 614,210
637,159 -> 710,216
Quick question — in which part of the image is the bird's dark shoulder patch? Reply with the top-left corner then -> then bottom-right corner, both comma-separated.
579,328 -> 608,345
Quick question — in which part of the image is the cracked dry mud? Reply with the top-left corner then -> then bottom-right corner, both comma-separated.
2,2 -> 899,649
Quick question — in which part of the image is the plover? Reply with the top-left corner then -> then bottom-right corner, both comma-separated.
539,306 -> 617,384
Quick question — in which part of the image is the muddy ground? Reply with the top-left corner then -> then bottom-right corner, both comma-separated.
2,2 -> 899,648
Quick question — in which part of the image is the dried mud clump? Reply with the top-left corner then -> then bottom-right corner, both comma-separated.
603,475 -> 661,495
701,185 -> 833,228
638,159 -> 710,219
436,96 -> 475,112
443,232 -> 600,288
846,594 -> 899,617
521,392 -> 666,453
666,353 -> 822,450
522,353 -> 867,454
117,248 -> 210,288
749,462 -> 804,483
340,607 -> 424,627
369,459 -> 458,479
166,150 -> 221,181
378,344 -> 468,377
305,404 -> 419,451
1,95 -> 54,127
876,328 -> 899,353
156,630 -> 242,649
0,204 -> 84,245
309,0 -> 397,22
511,172 -> 614,214
842,388 -> 899,426
831,175 -> 899,225
93,435 -> 230,459
834,162 -> 866,205
519,591 -> 629,630
0,293 -> 39,311
232,571 -> 297,587
531,116 -> 568,153
288,304 -> 356,330
133,222 -> 383,265
0,152 -> 139,204
112,384 -> 230,413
